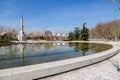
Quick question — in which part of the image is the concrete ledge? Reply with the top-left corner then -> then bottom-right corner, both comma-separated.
0,41 -> 119,80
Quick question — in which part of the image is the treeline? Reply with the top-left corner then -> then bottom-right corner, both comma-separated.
0,25 -> 18,42
68,23 -> 89,41
90,19 -> 120,41
0,25 -> 68,42
2,19 -> 120,42
26,30 -> 68,41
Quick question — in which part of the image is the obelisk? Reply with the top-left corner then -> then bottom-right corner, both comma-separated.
18,16 -> 26,41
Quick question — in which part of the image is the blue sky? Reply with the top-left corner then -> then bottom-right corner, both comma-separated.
0,0 -> 119,33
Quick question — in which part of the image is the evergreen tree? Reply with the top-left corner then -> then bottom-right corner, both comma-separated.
73,27 -> 80,40
68,31 -> 74,40
80,23 -> 89,41
68,23 -> 89,41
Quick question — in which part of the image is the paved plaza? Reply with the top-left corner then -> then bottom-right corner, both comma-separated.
39,42 -> 120,80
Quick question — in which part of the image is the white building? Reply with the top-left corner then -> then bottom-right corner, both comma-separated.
52,33 -> 68,41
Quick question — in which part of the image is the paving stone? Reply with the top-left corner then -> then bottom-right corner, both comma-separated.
38,43 -> 120,80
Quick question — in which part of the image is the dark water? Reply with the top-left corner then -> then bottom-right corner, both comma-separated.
0,42 -> 112,69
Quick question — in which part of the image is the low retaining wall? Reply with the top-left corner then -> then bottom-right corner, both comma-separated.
0,42 -> 119,80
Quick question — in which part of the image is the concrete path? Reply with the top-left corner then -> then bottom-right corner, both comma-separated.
39,43 -> 120,80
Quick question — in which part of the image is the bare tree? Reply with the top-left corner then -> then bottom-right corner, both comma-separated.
44,30 -> 53,40
90,19 -> 120,41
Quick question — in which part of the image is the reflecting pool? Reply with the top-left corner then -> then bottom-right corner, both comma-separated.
0,42 -> 112,69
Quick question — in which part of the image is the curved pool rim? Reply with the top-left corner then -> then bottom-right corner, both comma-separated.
0,41 -> 119,80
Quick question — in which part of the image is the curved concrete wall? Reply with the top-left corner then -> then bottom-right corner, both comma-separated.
0,41 -> 119,80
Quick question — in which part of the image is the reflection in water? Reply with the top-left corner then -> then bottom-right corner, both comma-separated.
0,45 -> 18,61
0,42 -> 112,69
89,43 -> 112,53
17,44 -> 25,64
69,42 -> 89,56
80,43 -> 89,56
44,43 -> 54,50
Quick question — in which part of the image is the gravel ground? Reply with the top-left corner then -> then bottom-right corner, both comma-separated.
39,43 -> 120,80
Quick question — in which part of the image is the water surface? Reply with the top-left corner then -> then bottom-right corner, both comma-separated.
0,42 -> 112,69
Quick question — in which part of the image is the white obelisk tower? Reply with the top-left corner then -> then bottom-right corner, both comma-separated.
18,16 -> 26,41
